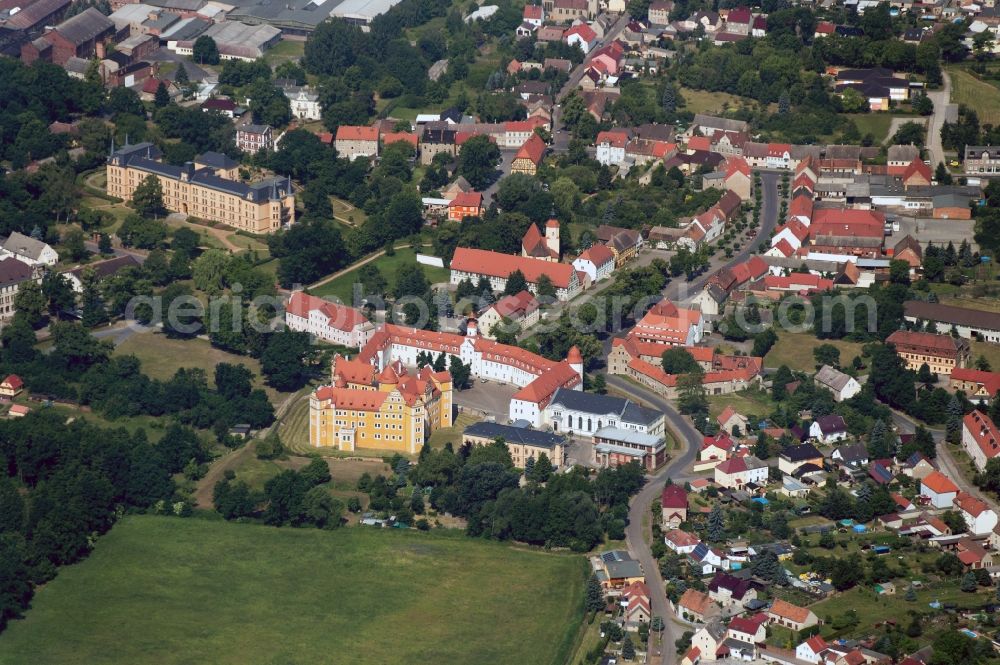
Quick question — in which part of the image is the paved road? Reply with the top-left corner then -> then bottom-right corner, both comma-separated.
890,408 -> 1000,513
924,70 -> 953,170
600,173 -> 781,665
82,241 -> 148,264
610,375 -> 700,665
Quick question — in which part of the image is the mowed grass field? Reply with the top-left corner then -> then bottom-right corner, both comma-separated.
949,67 -> 1000,126
312,248 -> 450,302
0,516 -> 586,665
764,332 -> 867,372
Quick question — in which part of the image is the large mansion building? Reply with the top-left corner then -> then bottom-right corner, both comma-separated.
106,142 -> 294,233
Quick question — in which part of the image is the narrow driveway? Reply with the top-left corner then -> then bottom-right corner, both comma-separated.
924,70 -> 953,169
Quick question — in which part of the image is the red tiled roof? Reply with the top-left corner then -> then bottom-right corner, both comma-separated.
449,191 -> 483,209
902,158 -> 932,184
313,386 -> 389,411
578,244 -> 615,267
564,23 -> 597,42
514,133 -> 546,164
662,483 -> 688,508
921,470 -> 959,495
678,588 -> 712,614
511,360 -> 581,404
2,374 -> 23,390
771,239 -> 794,257
963,409 -> 1000,462
524,4 -> 542,18
687,135 -> 711,152
382,131 -> 418,147
336,125 -> 379,142
886,330 -> 966,354
596,130 -> 629,148
810,209 -> 885,239
768,599 -> 812,624
955,491 -> 991,517
725,156 -> 751,178
451,247 -> 576,289
804,635 -> 827,653
951,368 -> 1000,396
486,290 -> 540,319
286,291 -> 369,333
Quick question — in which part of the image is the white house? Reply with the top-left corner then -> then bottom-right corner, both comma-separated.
595,130 -> 629,166
955,491 -> 998,535
796,636 -> 828,664
814,365 -> 862,402
284,291 -> 375,349
920,470 -> 959,509
572,244 -> 615,283
714,455 -> 768,489
809,415 -> 849,444
544,388 -> 665,436
962,409 -> 1000,472
564,23 -> 598,53
665,528 -> 700,555
285,87 -> 322,121
0,232 -> 58,267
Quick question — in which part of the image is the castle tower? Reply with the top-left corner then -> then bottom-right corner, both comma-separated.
545,218 -> 560,257
466,317 -> 479,337
567,345 -> 583,384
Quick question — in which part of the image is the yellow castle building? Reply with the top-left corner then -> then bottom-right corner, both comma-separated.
106,142 -> 294,233
309,355 -> 453,454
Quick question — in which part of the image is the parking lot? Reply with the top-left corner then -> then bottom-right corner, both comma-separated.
453,381 -> 519,421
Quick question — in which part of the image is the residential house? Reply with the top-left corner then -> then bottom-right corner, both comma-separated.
727,613 -> 767,645
714,455 -> 768,489
476,291 -> 541,339
236,124 -> 273,153
661,483 -> 688,528
0,232 -> 58,268
717,406 -> 749,436
335,125 -> 379,161
447,191 -> 483,221
595,129 -> 629,166
572,244 -> 615,283
523,3 -> 544,26
285,291 -> 375,349
692,622 -> 727,661
0,258 -> 39,322
956,538 -> 993,570
61,254 -> 141,293
886,330 -> 971,375
920,470 -> 959,508
814,365 -> 862,402
676,588 -> 717,623
797,636 -> 829,664
809,415 -> 848,444
768,599 -> 819,631
962,409 -> 1000,471
954,491 -> 998,535
707,572 -> 758,608
648,0 -> 672,24
511,134 -> 546,175
284,86 -> 321,121
831,443 -> 869,469
564,23 -> 598,53
665,528 -> 701,555
0,375 -> 23,399
964,145 -> 1000,177
594,550 -> 644,589
778,443 -> 824,475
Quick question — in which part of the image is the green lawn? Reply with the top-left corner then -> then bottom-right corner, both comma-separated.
0,516 -> 586,665
427,412 -> 481,450
263,39 -> 304,66
114,333 -> 281,403
764,332 -> 867,373
311,248 -> 450,302
844,113 -> 895,145
948,67 -> 1000,126
708,388 -> 775,419
679,87 -> 759,115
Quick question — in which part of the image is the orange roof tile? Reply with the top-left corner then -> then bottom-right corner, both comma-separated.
336,125 -> 379,142
768,599 -> 812,624
451,247 -> 576,289
921,470 -> 959,495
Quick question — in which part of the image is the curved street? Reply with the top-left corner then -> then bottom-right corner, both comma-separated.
610,172 -> 781,664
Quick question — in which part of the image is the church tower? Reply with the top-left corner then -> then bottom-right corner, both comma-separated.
545,218 -> 560,257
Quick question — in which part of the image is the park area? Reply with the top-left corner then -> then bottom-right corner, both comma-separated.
311,248 -> 450,303
0,516 -> 586,665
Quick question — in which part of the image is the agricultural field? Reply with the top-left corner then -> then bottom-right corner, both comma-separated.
948,67 -> 1000,126
0,516 -> 586,665
311,248 -> 450,302
764,332 -> 867,373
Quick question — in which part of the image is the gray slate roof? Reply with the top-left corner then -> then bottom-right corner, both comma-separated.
2,232 -> 51,261
56,7 -> 114,45
463,421 -> 565,449
814,364 -> 856,393
548,388 -> 660,426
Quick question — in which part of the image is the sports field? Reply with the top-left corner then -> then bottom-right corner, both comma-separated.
0,516 -> 585,665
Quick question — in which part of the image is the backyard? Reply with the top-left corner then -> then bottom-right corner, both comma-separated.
764,332 -> 868,373
0,516 -> 586,665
